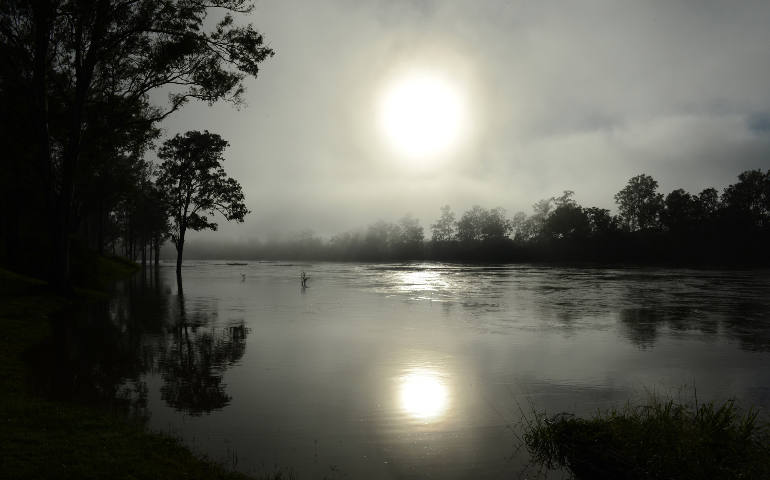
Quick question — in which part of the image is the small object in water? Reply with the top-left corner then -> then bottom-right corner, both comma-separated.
241,273 -> 246,282
301,271 -> 309,287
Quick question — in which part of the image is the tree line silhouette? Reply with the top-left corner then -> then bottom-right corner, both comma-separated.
0,0 -> 270,289
196,170 -> 769,265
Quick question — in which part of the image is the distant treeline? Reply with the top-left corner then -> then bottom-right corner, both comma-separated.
179,170 -> 770,266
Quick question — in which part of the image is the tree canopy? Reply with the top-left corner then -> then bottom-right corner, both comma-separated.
614,174 -> 664,231
156,130 -> 248,275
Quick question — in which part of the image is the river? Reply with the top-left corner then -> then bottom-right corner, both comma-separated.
37,261 -> 770,478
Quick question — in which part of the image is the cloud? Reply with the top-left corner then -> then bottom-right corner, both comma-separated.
157,0 -> 770,241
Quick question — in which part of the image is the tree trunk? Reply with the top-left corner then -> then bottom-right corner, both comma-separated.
176,240 -> 184,279
51,0 -> 109,291
32,1 -> 56,286
97,200 -> 104,255
154,236 -> 160,267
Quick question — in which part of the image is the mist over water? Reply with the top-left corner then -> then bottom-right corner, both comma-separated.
35,262 -> 770,478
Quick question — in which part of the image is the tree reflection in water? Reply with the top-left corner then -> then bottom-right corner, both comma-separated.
30,269 -> 248,417
159,289 -> 247,415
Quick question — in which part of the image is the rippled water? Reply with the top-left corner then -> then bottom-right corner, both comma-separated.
39,262 -> 770,478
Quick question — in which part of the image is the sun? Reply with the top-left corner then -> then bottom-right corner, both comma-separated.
379,72 -> 465,159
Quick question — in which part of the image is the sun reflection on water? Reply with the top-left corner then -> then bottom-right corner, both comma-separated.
398,368 -> 449,421
395,270 -> 448,293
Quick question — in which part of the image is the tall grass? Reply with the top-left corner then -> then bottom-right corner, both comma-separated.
524,394 -> 770,479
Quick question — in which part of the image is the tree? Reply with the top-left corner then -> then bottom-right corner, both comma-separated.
614,174 -> 664,231
543,203 -> 590,239
0,0 -> 273,288
364,220 -> 397,259
721,169 -> 770,229
398,214 -> 424,252
584,207 -> 617,235
480,207 -> 513,241
431,205 -> 456,242
541,191 -> 589,239
530,197 -> 555,238
156,131 -> 249,278
511,212 -> 531,240
696,188 -> 720,221
456,206 -> 485,242
554,190 -> 577,208
661,188 -> 697,232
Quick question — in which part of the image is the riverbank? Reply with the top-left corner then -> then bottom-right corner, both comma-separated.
0,261 -> 276,480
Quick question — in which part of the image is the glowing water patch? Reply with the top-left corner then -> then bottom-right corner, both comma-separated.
398,369 -> 449,421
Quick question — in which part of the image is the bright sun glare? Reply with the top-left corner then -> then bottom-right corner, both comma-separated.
379,73 -> 465,159
399,369 -> 449,421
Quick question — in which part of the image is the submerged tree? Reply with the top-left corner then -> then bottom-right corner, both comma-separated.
157,131 -> 249,279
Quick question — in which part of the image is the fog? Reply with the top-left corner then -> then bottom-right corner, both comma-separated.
156,0 -> 770,243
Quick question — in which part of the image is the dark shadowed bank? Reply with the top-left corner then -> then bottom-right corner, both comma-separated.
0,260 -> 287,480
523,394 -> 770,479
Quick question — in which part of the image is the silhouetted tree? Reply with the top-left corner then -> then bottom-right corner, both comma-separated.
364,220 -> 397,259
721,169 -> 770,230
395,214 -> 424,258
585,207 -> 617,235
696,188 -> 721,222
511,198 -> 555,241
542,191 -> 589,239
480,207 -> 513,241
614,174 -> 664,231
530,197 -> 556,238
661,188 -> 698,232
398,215 -> 424,244
0,0 -> 273,288
456,206 -> 486,242
511,211 -> 531,240
554,190 -> 576,208
544,203 -> 590,239
156,131 -> 249,279
431,205 -> 456,242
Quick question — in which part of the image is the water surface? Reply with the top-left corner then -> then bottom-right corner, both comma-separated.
39,262 -> 770,478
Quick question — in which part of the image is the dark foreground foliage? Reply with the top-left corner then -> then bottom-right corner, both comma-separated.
524,397 -> 770,479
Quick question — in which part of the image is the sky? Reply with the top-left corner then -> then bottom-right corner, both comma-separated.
155,0 -> 770,243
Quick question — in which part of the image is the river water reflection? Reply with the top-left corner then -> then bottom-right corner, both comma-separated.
39,262 -> 770,478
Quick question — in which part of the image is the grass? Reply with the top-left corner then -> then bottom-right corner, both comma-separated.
0,262 -> 284,480
523,393 -> 770,479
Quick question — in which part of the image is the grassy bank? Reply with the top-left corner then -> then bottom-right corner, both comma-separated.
524,394 -> 770,479
0,262 -> 275,480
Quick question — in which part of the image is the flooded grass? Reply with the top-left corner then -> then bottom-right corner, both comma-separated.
0,264 -> 281,480
524,393 -> 770,479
